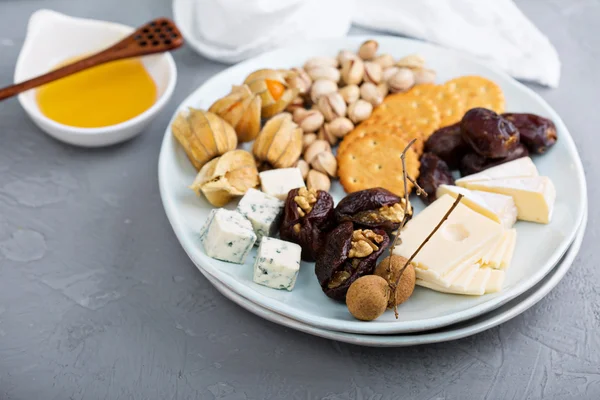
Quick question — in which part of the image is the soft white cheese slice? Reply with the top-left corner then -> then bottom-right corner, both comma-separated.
417,268 -> 491,296
461,176 -> 556,224
437,185 -> 518,228
259,168 -> 305,200
456,157 -> 538,186
485,269 -> 506,293
393,195 -> 503,279
480,229 -> 513,268
415,253 -> 480,288
499,229 -> 517,270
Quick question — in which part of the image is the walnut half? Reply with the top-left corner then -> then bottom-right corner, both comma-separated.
294,187 -> 318,217
349,229 -> 384,258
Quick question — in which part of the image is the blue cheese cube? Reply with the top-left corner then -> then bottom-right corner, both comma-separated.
259,168 -> 305,200
199,208 -> 256,264
253,237 -> 302,291
236,188 -> 284,244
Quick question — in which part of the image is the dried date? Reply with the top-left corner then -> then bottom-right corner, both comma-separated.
417,153 -> 455,204
315,222 -> 389,301
335,187 -> 411,232
460,143 -> 529,176
461,108 -> 519,159
502,113 -> 557,154
280,187 -> 335,261
424,122 -> 469,169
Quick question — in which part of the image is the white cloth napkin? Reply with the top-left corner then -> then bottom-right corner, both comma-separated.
178,0 -> 560,87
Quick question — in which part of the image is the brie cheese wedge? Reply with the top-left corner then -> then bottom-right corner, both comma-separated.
456,157 -> 538,185
462,176 -> 556,224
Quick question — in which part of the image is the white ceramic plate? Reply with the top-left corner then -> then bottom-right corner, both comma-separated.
158,36 -> 587,334
201,203 -> 587,346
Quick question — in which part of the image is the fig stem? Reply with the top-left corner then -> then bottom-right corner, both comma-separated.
391,194 -> 464,318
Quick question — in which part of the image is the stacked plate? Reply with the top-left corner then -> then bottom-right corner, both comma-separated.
158,37 -> 587,346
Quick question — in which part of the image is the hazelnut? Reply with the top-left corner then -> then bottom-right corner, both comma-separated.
338,85 -> 360,105
311,151 -> 337,177
304,139 -> 331,163
341,58 -> 364,86
358,39 -> 379,60
317,124 -> 338,146
363,61 -> 382,84
293,108 -> 324,133
413,68 -> 437,85
306,169 -> 331,192
347,99 -> 373,124
373,53 -> 394,69
306,65 -> 340,83
304,56 -> 338,70
310,79 -> 338,103
317,92 -> 347,121
396,54 -> 426,69
287,67 -> 312,95
382,66 -> 400,82
295,159 -> 310,180
337,49 -> 359,65
302,133 -> 317,150
360,82 -> 384,107
387,68 -> 415,93
346,275 -> 390,321
374,255 -> 416,308
328,117 -> 354,138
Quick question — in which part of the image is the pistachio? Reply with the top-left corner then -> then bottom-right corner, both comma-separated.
396,54 -> 425,69
338,49 -> 359,65
347,99 -> 373,124
377,82 -> 389,98
373,53 -> 394,69
328,117 -> 354,138
413,68 -> 437,85
338,85 -> 360,105
311,151 -> 337,177
302,133 -> 317,150
306,169 -> 331,192
358,39 -> 378,60
304,56 -> 338,70
304,139 -> 331,163
286,96 -> 305,113
317,92 -> 347,121
287,67 -> 312,95
295,159 -> 310,180
306,65 -> 340,83
363,62 -> 382,84
341,58 -> 364,85
293,108 -> 325,133
317,124 -> 338,146
310,79 -> 338,104
382,66 -> 400,82
387,68 -> 415,93
360,82 -> 384,107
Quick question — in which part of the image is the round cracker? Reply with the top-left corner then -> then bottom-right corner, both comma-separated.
444,75 -> 505,114
338,117 -> 424,156
406,84 -> 466,127
337,132 -> 420,197
373,95 -> 441,139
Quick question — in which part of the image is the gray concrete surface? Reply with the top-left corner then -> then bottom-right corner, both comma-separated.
0,0 -> 598,399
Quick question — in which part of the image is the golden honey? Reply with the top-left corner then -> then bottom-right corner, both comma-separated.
36,57 -> 157,128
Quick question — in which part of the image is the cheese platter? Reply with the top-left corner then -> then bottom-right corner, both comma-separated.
158,36 -> 586,334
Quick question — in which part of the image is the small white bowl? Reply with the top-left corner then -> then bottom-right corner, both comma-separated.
14,10 -> 177,147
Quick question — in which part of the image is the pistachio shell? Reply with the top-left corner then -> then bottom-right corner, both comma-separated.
190,150 -> 259,207
209,85 -> 262,142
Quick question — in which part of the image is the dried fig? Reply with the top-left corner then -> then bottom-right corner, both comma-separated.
460,143 -> 529,177
280,187 -> 335,261
189,150 -> 259,207
315,222 -> 389,301
244,69 -> 299,118
460,108 -> 519,159
417,153 -> 455,204
424,122 -> 469,169
502,113 -> 557,154
335,187 -> 412,232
